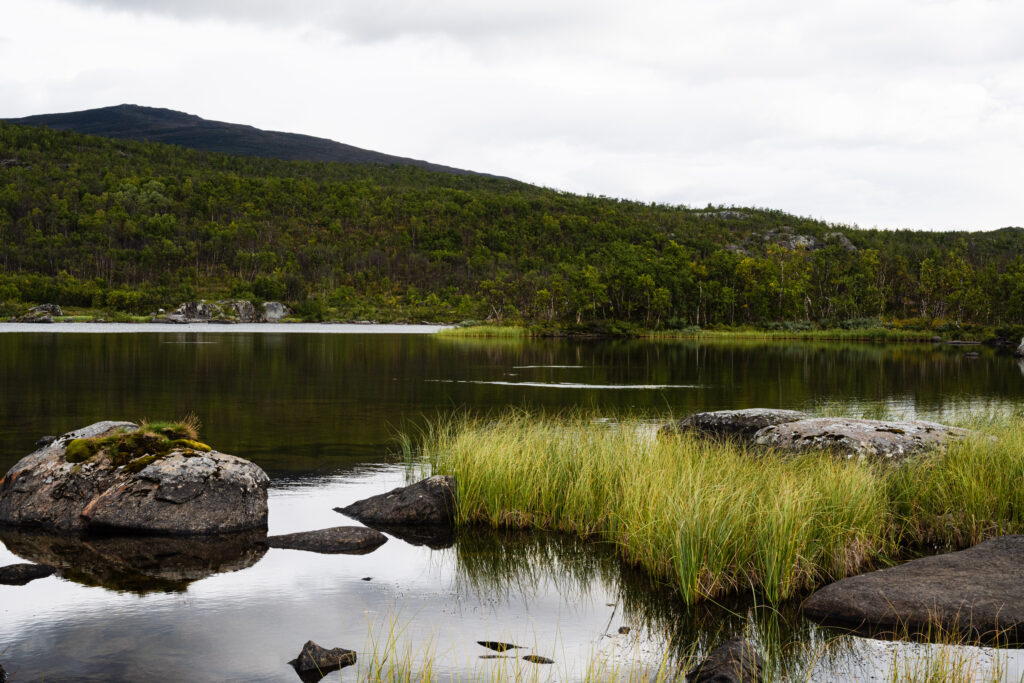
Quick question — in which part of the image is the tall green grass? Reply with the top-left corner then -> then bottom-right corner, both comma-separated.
437,325 -> 528,338
421,411 -> 1024,606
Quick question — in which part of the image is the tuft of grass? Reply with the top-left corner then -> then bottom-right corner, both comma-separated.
647,326 -> 940,343
64,415 -> 207,469
420,411 -> 1024,606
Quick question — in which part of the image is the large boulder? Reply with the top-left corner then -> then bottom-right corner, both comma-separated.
218,300 -> 265,323
334,475 -> 457,531
0,527 -> 266,593
268,526 -> 387,555
685,638 -> 763,682
0,422 -> 269,535
802,535 -> 1024,645
263,301 -> 290,321
1015,337 -> 1024,358
752,417 -> 967,461
662,408 -> 809,439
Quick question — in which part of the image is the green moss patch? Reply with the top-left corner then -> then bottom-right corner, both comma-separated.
63,418 -> 208,470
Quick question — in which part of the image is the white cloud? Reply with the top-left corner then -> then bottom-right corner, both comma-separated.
3,0 -> 1024,230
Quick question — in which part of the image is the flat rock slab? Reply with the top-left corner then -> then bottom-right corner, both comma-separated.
290,640 -> 356,683
753,417 -> 966,461
803,535 -> 1024,644
662,408 -> 809,438
0,562 -> 56,585
685,638 -> 763,683
335,475 -> 457,527
268,526 -> 387,555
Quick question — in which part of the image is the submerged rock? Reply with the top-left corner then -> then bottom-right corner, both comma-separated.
662,408 -> 809,439
0,421 -> 269,534
685,638 -> 763,683
268,526 -> 387,554
803,535 -> 1024,645
752,417 -> 967,461
289,640 -> 356,683
0,527 -> 267,593
335,475 -> 457,528
0,562 -> 56,585
477,641 -> 523,653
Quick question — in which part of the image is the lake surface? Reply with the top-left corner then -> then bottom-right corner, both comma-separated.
1,326 -> 1022,681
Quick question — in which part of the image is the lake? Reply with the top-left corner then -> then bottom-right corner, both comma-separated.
0,325 -> 1022,681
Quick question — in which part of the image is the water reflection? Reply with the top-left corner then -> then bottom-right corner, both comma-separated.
0,528 -> 267,593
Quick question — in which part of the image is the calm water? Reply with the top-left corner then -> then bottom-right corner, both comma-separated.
1,325 -> 1023,681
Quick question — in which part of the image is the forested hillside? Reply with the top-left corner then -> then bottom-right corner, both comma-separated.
1,120 -> 1023,331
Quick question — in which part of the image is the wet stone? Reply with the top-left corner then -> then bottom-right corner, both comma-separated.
685,638 -> 763,683
477,641 -> 522,653
523,655 -> 554,664
289,640 -> 356,683
268,526 -> 387,555
0,562 -> 56,585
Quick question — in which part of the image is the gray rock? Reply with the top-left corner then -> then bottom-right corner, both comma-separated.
334,475 -> 457,528
662,409 -> 809,439
290,640 -> 356,682
0,527 -> 266,593
825,232 -> 858,253
217,300 -> 264,323
171,301 -> 222,322
0,422 -> 269,534
11,309 -> 54,323
802,535 -> 1024,645
34,435 -> 56,449
0,562 -> 56,585
685,638 -> 763,683
29,303 -> 63,316
752,417 -> 967,462
268,526 -> 387,554
263,301 -> 290,321
1015,337 -> 1024,358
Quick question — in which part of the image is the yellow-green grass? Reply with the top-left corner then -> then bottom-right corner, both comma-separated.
420,411 -> 1024,606
437,325 -> 529,338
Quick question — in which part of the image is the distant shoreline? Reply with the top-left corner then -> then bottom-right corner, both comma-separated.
0,322 -> 450,334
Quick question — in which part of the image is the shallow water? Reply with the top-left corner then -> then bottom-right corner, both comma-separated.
1,328 -> 1023,681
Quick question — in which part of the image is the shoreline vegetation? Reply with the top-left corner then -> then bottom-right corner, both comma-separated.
415,410 -> 1024,607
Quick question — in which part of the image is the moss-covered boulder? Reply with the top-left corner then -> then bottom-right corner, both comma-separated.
0,421 -> 269,534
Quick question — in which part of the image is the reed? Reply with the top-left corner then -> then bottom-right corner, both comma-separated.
436,325 -> 529,338
420,411 -> 1024,606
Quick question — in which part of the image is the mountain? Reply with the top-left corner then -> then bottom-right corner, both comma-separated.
3,104 -> 483,175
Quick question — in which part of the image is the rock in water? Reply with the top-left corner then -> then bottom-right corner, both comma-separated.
662,408 -> 809,438
0,422 -> 269,534
753,417 -> 966,462
289,640 -> 356,682
522,655 -> 554,664
802,535 -> 1024,644
335,475 -> 457,527
477,641 -> 523,652
268,526 -> 387,554
0,562 -> 56,585
0,662 -> 6,683
1015,337 -> 1024,358
685,638 -> 763,683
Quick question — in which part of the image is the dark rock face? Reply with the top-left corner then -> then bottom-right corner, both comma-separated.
803,535 -> 1024,645
289,640 -> 356,683
167,301 -> 221,322
685,638 -> 763,683
268,526 -> 387,554
218,300 -> 264,323
0,422 -> 269,534
753,417 -> 966,462
662,409 -> 809,439
523,655 -> 554,664
0,562 -> 56,585
1015,337 -> 1024,358
0,527 -> 267,593
335,475 -> 457,528
31,303 -> 63,316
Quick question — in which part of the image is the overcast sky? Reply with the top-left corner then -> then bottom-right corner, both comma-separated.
3,0 -> 1023,231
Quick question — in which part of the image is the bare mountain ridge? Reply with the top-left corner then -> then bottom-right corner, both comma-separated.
4,104 -> 485,175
